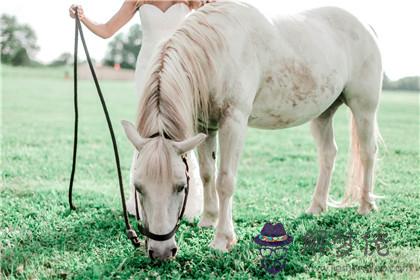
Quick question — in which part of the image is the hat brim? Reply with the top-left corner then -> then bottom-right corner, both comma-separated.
253,235 -> 293,247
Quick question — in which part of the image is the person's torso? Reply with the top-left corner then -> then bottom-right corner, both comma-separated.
139,2 -> 190,47
141,0 -> 189,12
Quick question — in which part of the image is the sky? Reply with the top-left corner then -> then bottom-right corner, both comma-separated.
2,0 -> 419,80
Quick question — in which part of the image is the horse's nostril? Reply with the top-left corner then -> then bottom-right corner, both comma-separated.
148,249 -> 154,259
171,247 -> 178,257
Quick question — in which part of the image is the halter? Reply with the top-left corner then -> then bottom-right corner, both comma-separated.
68,9 -> 188,248
134,138 -> 190,241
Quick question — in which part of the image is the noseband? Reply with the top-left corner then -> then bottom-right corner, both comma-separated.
133,133 -> 190,242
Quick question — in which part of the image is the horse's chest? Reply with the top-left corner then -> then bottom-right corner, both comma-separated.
248,60 -> 342,129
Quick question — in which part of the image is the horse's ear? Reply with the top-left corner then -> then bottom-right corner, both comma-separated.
121,120 -> 148,151
172,133 -> 207,155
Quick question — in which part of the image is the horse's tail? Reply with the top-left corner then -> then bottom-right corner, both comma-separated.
340,114 -> 363,206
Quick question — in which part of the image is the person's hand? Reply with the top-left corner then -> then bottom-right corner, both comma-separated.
69,4 -> 85,20
189,0 -> 216,10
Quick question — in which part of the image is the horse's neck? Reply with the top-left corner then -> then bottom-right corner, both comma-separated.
139,3 -> 242,137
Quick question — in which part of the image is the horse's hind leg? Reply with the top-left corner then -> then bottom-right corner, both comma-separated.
342,81 -> 381,214
307,99 -> 342,215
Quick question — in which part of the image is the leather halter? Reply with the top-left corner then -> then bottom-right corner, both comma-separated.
134,133 -> 190,242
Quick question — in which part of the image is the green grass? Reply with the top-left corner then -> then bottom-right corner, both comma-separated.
1,65 -> 419,279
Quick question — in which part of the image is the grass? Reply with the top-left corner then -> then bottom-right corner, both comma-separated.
1,65 -> 419,279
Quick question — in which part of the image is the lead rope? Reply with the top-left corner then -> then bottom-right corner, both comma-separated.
68,9 -> 141,248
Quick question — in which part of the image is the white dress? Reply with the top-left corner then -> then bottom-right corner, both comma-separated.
134,3 -> 190,98
127,3 -> 203,220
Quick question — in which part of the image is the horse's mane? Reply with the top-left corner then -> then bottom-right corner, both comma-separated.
136,2 -> 235,141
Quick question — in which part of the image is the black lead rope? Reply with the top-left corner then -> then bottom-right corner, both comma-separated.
68,12 -> 78,212
68,10 -> 141,248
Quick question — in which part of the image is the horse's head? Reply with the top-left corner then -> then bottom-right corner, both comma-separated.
121,121 -> 206,260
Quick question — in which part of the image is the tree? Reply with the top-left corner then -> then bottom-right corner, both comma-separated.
383,73 -> 420,92
1,14 -> 40,66
49,52 -> 73,67
382,73 -> 393,90
103,24 -> 142,69
393,76 -> 420,92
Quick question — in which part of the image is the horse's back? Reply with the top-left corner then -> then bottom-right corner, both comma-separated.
200,3 -> 382,129
215,4 -> 381,128
268,6 -> 381,80
205,3 -> 381,81
298,7 -> 382,106
302,7 -> 381,75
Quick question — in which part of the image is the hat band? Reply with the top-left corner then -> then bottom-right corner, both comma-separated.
258,234 -> 288,243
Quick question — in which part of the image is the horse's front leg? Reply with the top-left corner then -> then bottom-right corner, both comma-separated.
126,150 -> 140,217
211,108 -> 248,252
197,130 -> 219,228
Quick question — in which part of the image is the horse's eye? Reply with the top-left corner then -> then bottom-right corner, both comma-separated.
176,183 -> 186,193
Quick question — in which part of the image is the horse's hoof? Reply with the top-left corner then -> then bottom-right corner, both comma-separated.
306,204 -> 326,215
358,202 -> 378,215
199,213 -> 217,228
184,207 -> 202,223
210,233 -> 237,252
183,214 -> 198,223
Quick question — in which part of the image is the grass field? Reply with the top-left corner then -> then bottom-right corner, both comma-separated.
1,65 -> 419,279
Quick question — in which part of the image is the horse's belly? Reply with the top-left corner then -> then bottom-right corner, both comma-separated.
247,56 -> 345,129
248,79 -> 341,129
248,96 -> 321,129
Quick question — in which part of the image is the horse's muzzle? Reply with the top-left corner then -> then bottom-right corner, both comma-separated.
148,245 -> 178,260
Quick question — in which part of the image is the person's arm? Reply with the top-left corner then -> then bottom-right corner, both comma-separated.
69,1 -> 138,39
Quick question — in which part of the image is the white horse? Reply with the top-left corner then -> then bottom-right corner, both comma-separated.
121,1 -> 382,258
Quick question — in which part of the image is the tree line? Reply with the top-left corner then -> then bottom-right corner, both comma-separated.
1,13 -> 141,69
1,13 -> 419,92
383,74 -> 420,92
